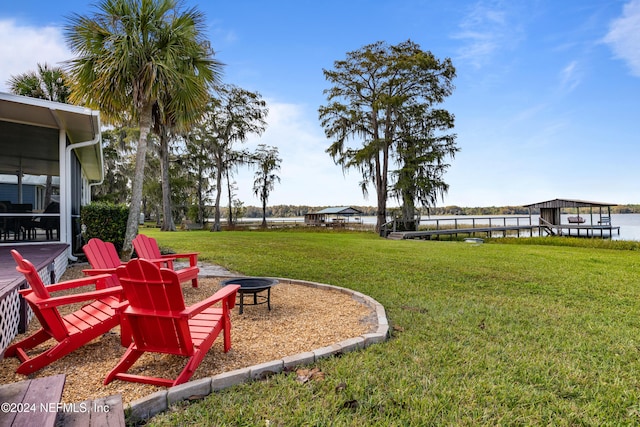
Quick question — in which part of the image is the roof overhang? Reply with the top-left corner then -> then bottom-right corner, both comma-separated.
523,198 -> 617,209
316,206 -> 363,215
0,92 -> 103,181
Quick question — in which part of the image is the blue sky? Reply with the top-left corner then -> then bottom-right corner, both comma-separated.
1,0 -> 639,208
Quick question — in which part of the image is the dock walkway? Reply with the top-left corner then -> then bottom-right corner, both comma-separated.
385,215 -> 620,240
387,224 -> 541,240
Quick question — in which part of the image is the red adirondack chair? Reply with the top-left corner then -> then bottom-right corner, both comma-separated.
104,259 -> 239,387
4,250 -> 126,375
82,238 -> 133,342
132,234 -> 199,287
82,238 -> 124,289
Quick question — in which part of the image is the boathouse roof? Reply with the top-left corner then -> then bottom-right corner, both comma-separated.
315,206 -> 363,215
523,198 -> 617,209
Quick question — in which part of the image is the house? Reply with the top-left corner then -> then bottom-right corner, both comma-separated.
0,92 -> 103,254
0,92 -> 103,353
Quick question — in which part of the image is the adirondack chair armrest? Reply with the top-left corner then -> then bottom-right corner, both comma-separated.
83,268 -> 118,276
114,299 -> 130,313
182,284 -> 240,318
44,273 -> 115,292
164,252 -> 199,267
140,257 -> 175,269
31,286 -> 123,308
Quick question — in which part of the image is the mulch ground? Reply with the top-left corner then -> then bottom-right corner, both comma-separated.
0,265 -> 376,404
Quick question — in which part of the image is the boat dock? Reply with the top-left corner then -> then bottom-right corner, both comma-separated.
385,199 -> 622,240
386,216 -> 542,240
537,217 -> 620,238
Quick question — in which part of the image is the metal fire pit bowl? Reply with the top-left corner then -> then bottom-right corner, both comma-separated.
221,277 -> 278,314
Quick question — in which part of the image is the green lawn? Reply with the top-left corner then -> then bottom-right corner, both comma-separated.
140,228 -> 640,426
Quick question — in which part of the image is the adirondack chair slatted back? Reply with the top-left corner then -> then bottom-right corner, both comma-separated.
83,238 -> 122,288
10,250 -> 68,340
133,234 -> 163,259
116,260 -> 194,355
84,238 -> 121,269
132,233 -> 200,288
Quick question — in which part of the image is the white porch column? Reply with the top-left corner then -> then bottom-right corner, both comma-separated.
58,128 -> 69,249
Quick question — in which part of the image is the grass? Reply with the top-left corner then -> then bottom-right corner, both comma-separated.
138,228 -> 640,426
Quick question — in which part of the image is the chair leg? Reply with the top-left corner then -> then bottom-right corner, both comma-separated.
119,317 -> 132,347
8,334 -> 80,375
174,355 -> 202,386
4,329 -> 51,358
223,312 -> 232,352
104,346 -> 144,385
191,277 -> 198,288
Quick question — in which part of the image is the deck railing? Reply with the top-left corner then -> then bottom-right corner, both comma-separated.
420,215 -> 533,231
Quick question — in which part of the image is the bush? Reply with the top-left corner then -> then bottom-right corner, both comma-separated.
81,202 -> 129,253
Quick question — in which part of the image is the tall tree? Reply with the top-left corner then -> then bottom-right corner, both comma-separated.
184,130 -> 214,225
8,63 -> 71,103
152,109 -> 177,231
8,63 -> 72,206
93,128 -> 137,203
65,0 -> 220,256
152,44 -> 222,231
393,106 -> 458,225
319,40 -> 456,232
252,145 -> 282,228
197,85 -> 268,231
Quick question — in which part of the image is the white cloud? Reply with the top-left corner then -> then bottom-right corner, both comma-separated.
559,60 -> 582,92
0,19 -> 71,92
603,0 -> 640,76
232,100 -> 370,207
452,1 -> 522,69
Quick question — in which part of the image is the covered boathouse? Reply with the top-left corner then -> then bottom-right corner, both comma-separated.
304,206 -> 363,227
0,92 -> 103,354
523,198 -> 620,238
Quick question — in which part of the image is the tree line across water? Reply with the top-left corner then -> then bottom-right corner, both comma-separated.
233,204 -> 640,219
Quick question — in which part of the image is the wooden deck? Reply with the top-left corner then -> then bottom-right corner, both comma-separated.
540,223 -> 621,238
386,215 -> 621,240
0,374 -> 65,427
0,244 -> 69,352
0,244 -> 68,298
0,374 -> 125,427
388,224 -> 542,240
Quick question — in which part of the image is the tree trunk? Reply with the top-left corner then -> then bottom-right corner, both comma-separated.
159,129 -> 175,231
375,145 -> 389,233
226,171 -> 234,226
197,167 -> 204,224
261,195 -> 267,228
123,101 -> 154,258
211,153 -> 223,232
401,190 -> 416,222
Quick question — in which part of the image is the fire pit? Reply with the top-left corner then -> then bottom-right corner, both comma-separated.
221,277 -> 278,314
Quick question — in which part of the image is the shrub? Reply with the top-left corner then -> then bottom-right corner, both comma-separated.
81,202 -> 129,253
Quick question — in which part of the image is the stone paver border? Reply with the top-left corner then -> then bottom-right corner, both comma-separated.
125,276 -> 389,422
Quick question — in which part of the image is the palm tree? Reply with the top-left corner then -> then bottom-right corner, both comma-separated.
252,145 -> 281,228
8,63 -> 71,103
64,0 -> 221,255
8,63 -> 72,206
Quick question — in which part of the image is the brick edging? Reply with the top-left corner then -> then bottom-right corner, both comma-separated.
125,276 -> 389,422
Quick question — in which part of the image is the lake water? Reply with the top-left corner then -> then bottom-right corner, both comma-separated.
238,214 -> 640,241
